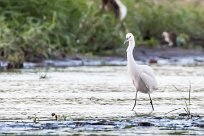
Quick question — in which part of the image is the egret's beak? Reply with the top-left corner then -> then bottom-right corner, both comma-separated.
124,39 -> 128,44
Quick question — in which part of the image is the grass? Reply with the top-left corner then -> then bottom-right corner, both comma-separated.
165,82 -> 192,118
173,85 -> 191,118
0,0 -> 204,66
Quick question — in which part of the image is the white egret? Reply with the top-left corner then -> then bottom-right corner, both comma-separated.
124,33 -> 158,111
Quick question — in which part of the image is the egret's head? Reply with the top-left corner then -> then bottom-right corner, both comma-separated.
124,33 -> 134,44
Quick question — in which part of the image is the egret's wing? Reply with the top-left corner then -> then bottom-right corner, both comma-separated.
140,65 -> 155,78
140,72 -> 158,90
140,73 -> 150,89
140,65 -> 158,88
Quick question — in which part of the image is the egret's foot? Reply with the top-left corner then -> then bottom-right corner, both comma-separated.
148,110 -> 154,115
133,110 -> 138,116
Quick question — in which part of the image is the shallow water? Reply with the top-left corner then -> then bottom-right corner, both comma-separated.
0,66 -> 204,135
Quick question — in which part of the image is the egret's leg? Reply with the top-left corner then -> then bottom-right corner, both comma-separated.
132,90 -> 138,111
148,93 -> 154,111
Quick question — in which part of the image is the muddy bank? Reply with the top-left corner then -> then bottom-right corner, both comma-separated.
134,47 -> 204,59
1,47 -> 204,69
133,47 -> 204,65
25,47 -> 204,68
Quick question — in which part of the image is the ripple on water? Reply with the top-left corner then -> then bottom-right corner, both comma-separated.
0,116 -> 204,135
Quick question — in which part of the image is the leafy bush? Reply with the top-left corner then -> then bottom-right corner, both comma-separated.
0,0 -> 204,65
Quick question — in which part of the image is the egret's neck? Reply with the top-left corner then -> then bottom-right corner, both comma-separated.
126,39 -> 135,61
126,37 -> 139,76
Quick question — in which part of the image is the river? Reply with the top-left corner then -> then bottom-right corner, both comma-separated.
0,66 -> 204,135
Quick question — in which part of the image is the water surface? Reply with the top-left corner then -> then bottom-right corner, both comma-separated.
0,66 -> 204,135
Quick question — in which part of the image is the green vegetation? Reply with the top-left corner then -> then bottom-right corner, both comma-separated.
0,0 -> 204,65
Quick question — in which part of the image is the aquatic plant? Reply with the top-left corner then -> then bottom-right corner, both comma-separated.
166,81 -> 192,118
173,83 -> 192,118
33,114 -> 39,123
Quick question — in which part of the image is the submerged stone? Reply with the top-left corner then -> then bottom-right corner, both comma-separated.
138,122 -> 154,126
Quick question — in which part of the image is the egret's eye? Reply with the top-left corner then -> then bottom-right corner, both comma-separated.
126,36 -> 131,40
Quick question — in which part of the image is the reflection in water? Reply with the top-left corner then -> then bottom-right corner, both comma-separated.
0,66 -> 204,135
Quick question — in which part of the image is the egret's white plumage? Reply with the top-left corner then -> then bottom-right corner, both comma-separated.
124,33 -> 158,111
